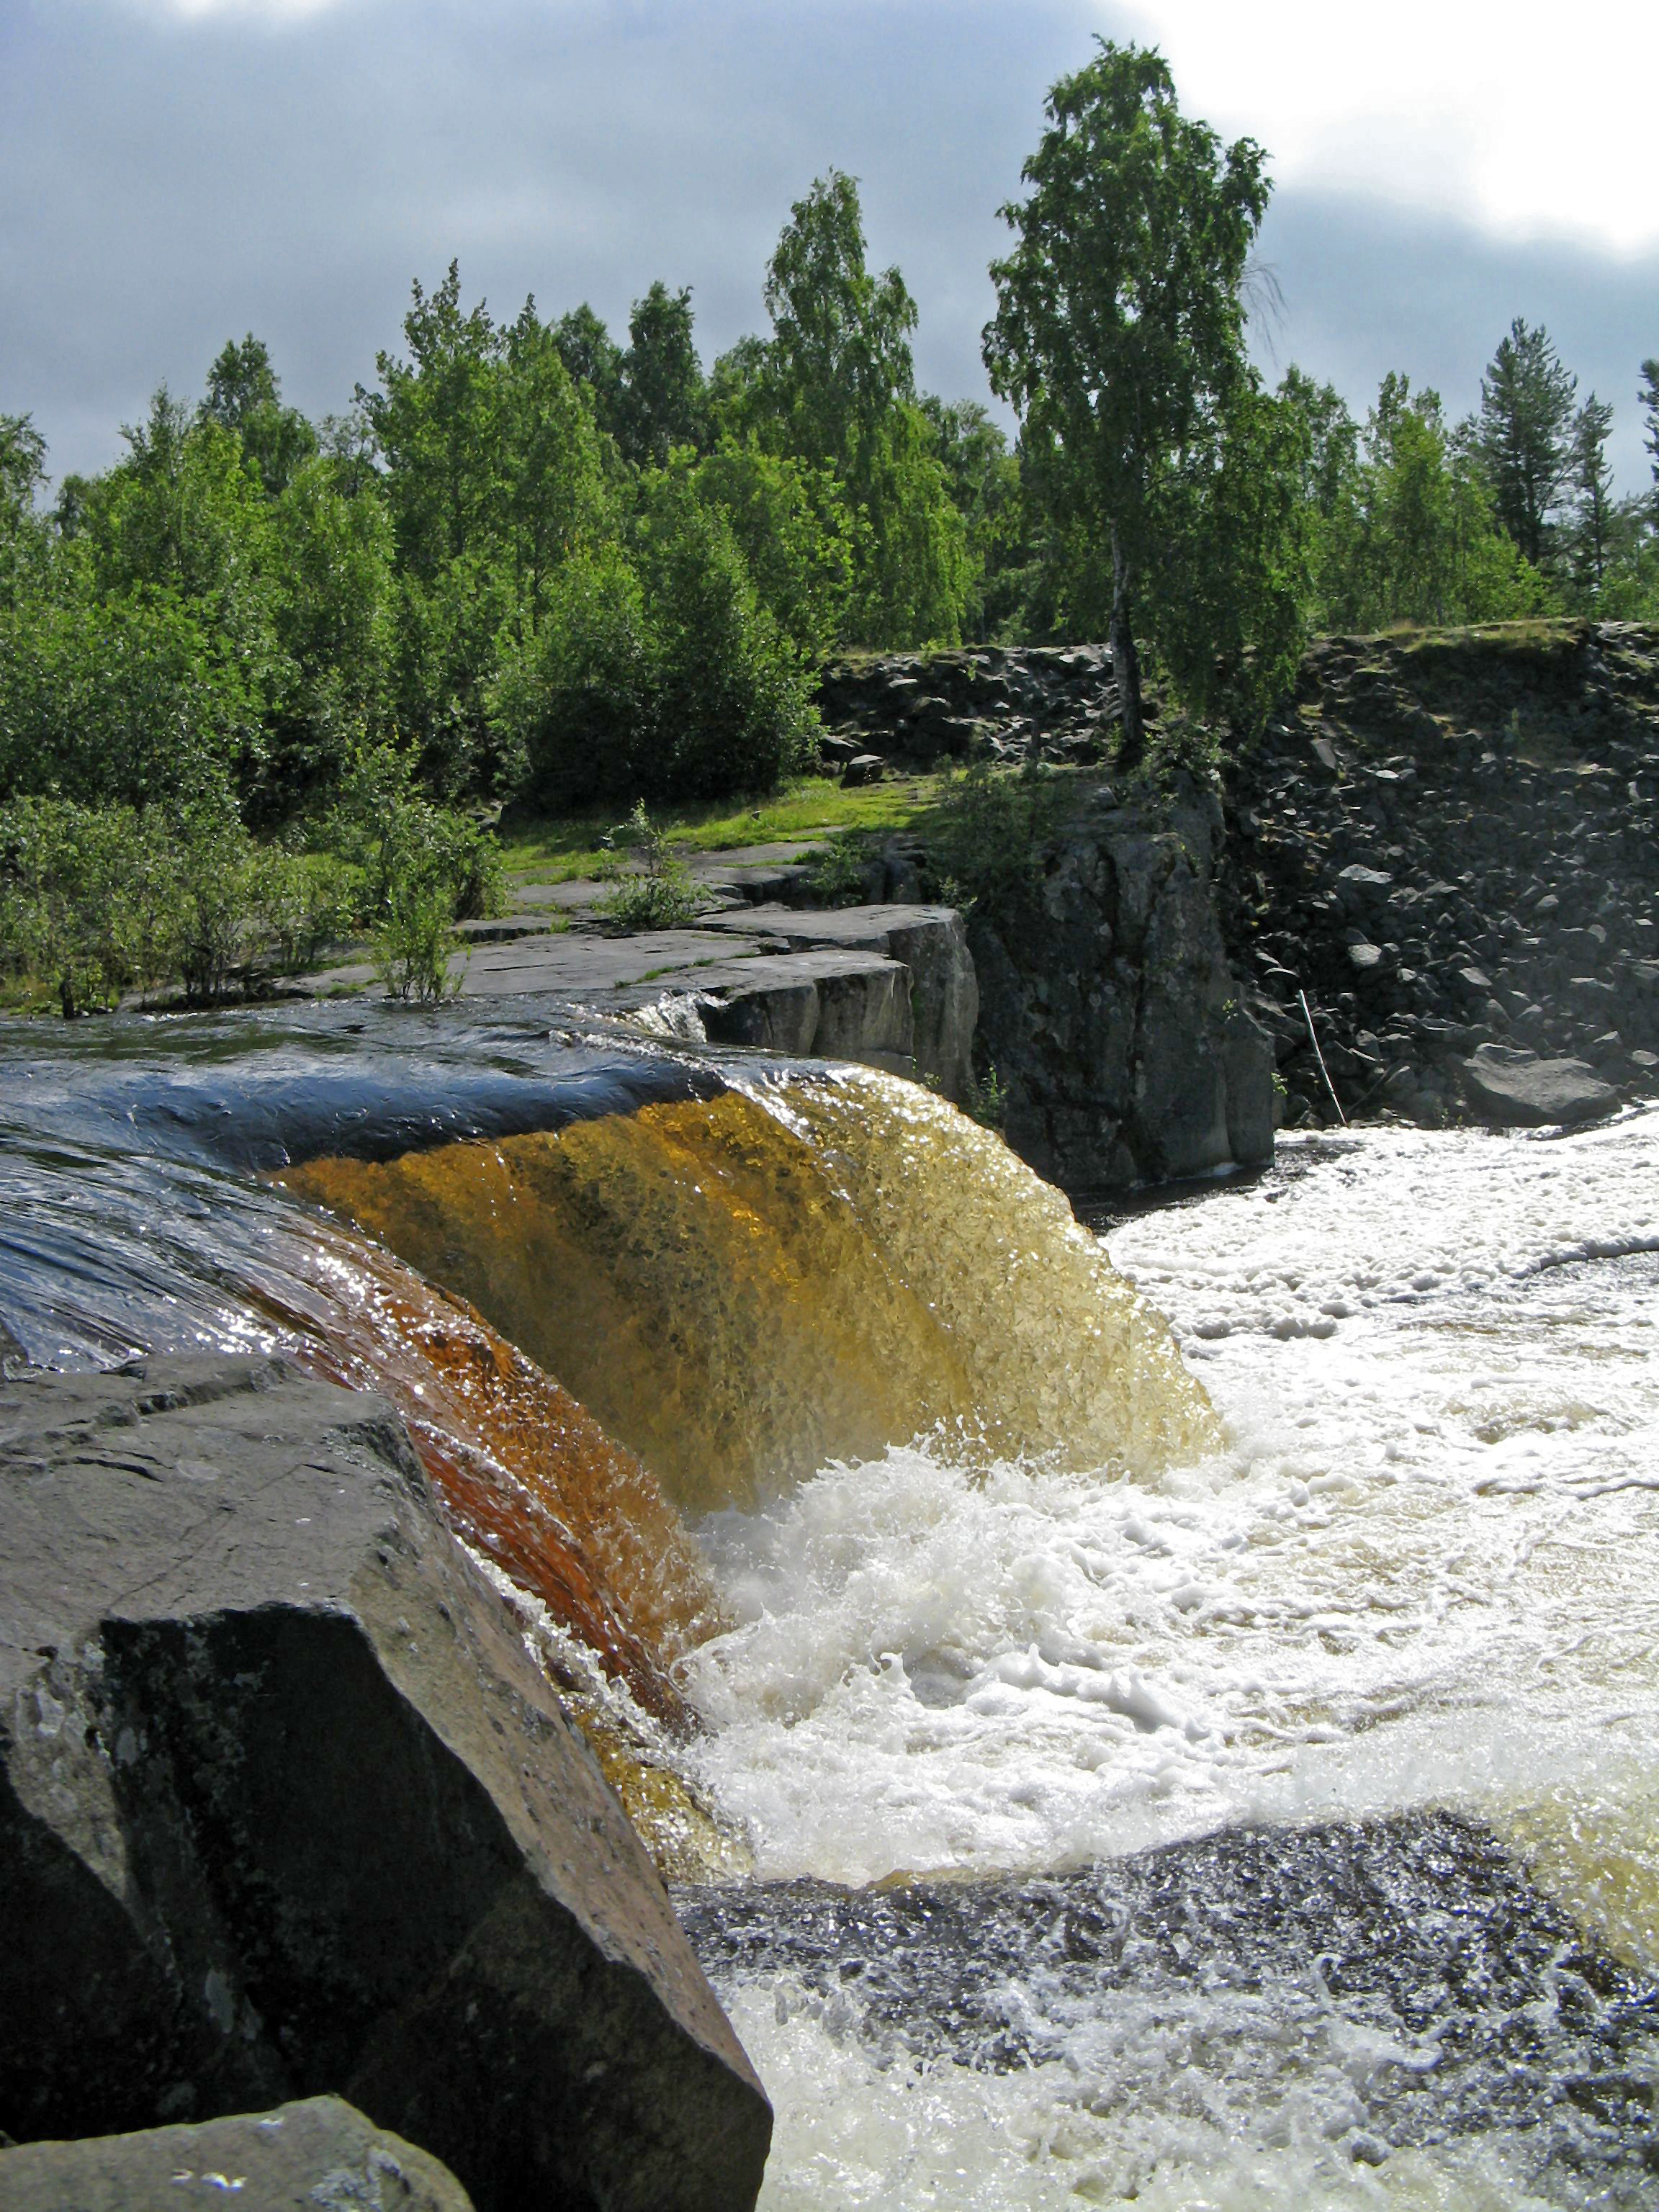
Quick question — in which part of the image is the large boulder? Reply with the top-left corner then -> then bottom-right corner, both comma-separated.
0,2095 -> 473,2211
1458,1044 -> 1619,1127
0,1354 -> 770,2212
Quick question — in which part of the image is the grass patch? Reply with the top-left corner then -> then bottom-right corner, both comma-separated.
498,773 -> 943,884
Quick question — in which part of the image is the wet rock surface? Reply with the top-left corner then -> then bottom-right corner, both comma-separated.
0,2095 -> 474,2211
680,1812 -> 1659,2190
0,1352 -> 770,2212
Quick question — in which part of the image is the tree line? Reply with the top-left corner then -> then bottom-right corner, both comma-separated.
2,38 -> 1657,1007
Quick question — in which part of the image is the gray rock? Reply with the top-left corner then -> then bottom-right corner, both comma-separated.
840,754 -> 886,787
968,780 -> 1273,1187
1458,1046 -> 1619,1127
688,905 -> 978,1100
0,1355 -> 770,2212
0,2095 -> 473,2211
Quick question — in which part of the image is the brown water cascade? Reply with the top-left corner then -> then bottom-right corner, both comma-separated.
279,1069 -> 1218,1515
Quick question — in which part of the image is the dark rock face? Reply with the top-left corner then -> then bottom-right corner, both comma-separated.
819,645 -> 1120,770
1220,623 -> 1659,1127
966,781 -> 1274,1188
1458,1044 -> 1619,1126
0,2095 -> 474,2211
0,1354 -> 770,2212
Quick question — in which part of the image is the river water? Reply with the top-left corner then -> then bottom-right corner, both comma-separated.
678,1114 -> 1659,2209
1,1013 -> 1655,2206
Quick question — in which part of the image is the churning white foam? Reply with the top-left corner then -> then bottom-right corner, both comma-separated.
680,1110 -> 1659,2208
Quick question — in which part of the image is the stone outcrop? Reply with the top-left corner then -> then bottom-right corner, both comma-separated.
958,777 -> 1274,1188
639,904 -> 978,1100
1220,623 -> 1659,1128
0,2095 -> 473,2211
0,1354 -> 770,2212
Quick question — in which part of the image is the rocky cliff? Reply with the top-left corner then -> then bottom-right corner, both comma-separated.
816,621 -> 1659,1174
1220,622 -> 1659,1127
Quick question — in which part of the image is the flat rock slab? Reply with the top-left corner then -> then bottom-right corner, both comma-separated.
0,1354 -> 769,2212
620,949 -> 914,1068
1459,1046 -> 1619,1126
0,2095 -> 472,2211
679,907 -> 979,1099
691,901 -> 960,953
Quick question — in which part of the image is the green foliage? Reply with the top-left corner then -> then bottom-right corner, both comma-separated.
922,760 -> 1066,925
616,283 -> 709,467
0,796 -> 355,1013
325,734 -> 504,927
804,836 -> 871,907
597,801 -> 701,930
495,477 -> 816,811
1149,380 -> 1313,731
1568,395 -> 1617,602
0,414 -> 50,608
986,40 -> 1269,752
202,333 -> 318,495
1305,373 -> 1553,631
691,437 -> 857,665
1478,319 -> 1577,570
0,584 -> 261,809
921,397 -> 1026,642
0,798 -> 177,1014
740,172 -> 972,647
964,1061 -> 1008,1133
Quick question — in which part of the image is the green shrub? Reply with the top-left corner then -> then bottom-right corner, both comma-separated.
0,587 -> 262,812
325,734 -> 505,927
597,801 -> 701,930
922,759 -> 1066,925
495,480 -> 817,811
372,872 -> 459,1002
805,837 -> 871,906
0,798 -> 177,1014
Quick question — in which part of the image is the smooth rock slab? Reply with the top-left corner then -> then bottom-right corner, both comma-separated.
0,1354 -> 769,2212
1458,1045 -> 1619,1126
0,2095 -> 472,2211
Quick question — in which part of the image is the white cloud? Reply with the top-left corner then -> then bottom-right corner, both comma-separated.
1118,0 -> 1659,256
132,0 -> 352,19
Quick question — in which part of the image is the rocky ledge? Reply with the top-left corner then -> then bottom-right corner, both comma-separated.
0,1353 -> 769,2212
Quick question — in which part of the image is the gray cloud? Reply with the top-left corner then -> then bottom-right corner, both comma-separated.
3,0 -> 1654,497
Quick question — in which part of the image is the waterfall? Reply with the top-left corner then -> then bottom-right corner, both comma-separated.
278,1069 -> 1215,1512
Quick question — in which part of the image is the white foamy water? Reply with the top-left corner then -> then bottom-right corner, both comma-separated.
680,1111 -> 1659,2208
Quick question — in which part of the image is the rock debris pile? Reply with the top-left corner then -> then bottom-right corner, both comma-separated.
1221,624 -> 1659,1126
818,645 -> 1123,774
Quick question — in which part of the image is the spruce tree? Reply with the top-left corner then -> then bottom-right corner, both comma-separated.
1477,318 -> 1577,569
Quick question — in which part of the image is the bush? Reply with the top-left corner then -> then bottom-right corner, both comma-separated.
495,481 -> 817,811
922,759 -> 1066,925
0,799 -> 357,1012
597,801 -> 701,930
0,586 -> 261,811
325,734 -> 505,927
0,799 -> 177,1014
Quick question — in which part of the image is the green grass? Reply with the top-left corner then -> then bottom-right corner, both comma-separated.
498,772 -> 946,884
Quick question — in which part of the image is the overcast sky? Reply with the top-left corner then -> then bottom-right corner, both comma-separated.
4,0 -> 1655,490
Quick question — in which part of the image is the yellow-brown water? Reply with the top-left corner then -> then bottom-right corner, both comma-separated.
279,1070 -> 1216,1514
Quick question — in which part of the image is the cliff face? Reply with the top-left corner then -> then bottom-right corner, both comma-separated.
817,621 -> 1659,1184
964,778 -> 1274,1190
1221,623 -> 1659,1125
